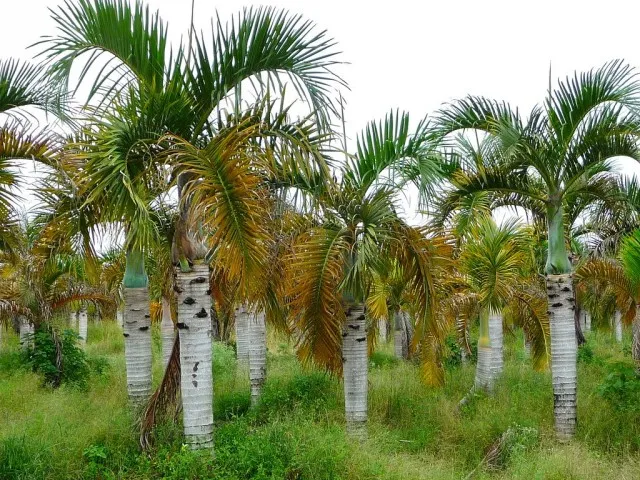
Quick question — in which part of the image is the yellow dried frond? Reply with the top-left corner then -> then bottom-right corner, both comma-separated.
285,225 -> 349,373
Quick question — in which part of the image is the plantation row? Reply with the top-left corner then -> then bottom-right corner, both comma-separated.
1,0 -> 640,466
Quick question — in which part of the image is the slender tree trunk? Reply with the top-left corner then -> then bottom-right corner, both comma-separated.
393,310 -> 407,359
632,310 -> 640,370
69,310 -> 77,329
378,318 -> 388,343
547,273 -> 577,440
124,287 -> 152,404
116,309 -> 123,329
18,316 -> 33,349
488,313 -> 503,381
524,338 -> 531,357
161,296 -> 175,369
176,264 -> 214,449
78,306 -> 88,347
248,311 -> 267,407
234,305 -> 250,365
614,311 -> 623,343
474,309 -> 493,391
343,304 -> 367,437
584,311 -> 591,332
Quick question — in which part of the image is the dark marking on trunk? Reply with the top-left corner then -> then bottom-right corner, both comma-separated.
177,322 -> 189,330
552,302 -> 563,308
356,337 -> 366,342
192,373 -> 197,378
348,324 -> 360,330
192,380 -> 198,388
561,287 -> 571,292
357,314 -> 366,320
173,285 -> 183,294
123,333 -> 129,337
190,276 -> 207,284
144,314 -> 150,318
342,332 -> 348,337
206,289 -> 211,295
567,297 -> 575,302
548,294 -> 558,298
194,308 -> 208,318
193,361 -> 199,372
183,297 -> 196,305
139,326 -> 149,331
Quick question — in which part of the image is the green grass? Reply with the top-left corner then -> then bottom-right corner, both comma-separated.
0,322 -> 639,479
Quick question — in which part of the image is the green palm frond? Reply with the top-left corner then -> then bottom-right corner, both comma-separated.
188,6 -> 344,133
546,60 -> 640,147
460,217 -> 530,313
38,0 -> 170,102
346,110 -> 440,198
0,58 -> 58,115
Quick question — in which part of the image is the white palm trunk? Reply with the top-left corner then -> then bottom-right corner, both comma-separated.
488,313 -> 503,381
547,274 -> 577,439
123,287 -> 152,405
474,343 -> 492,390
160,297 -> 175,369
378,318 -> 387,343
116,309 -> 123,329
69,310 -> 78,329
584,311 -> 591,332
524,338 -> 531,357
234,305 -> 250,365
78,307 -> 88,347
176,265 -> 214,450
614,311 -> 623,343
248,311 -> 267,407
343,305 -> 368,436
18,316 -> 33,349
393,310 -> 407,359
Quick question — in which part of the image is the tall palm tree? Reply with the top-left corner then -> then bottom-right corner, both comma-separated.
285,111 -> 451,434
39,0 -> 344,449
433,60 -> 640,438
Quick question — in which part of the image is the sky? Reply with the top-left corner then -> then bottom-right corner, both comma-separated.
3,0 -> 640,222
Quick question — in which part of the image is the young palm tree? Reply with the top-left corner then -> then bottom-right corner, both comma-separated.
433,60 -> 640,438
39,0 -> 344,449
459,218 -> 531,392
285,111 -> 451,434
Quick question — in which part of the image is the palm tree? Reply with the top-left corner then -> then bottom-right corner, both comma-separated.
39,0 -> 344,449
285,111 -> 451,434
433,60 -> 640,438
458,218 -> 532,393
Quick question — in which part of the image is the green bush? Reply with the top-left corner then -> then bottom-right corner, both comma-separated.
578,342 -> 596,364
370,351 -> 399,368
597,362 -> 640,412
24,326 -> 89,388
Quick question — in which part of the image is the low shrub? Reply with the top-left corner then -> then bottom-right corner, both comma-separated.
24,326 -> 89,388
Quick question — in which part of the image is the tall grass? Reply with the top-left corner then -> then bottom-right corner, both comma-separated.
0,321 -> 639,479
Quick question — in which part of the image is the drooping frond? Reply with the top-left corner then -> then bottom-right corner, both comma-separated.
504,285 -> 550,371
285,224 -> 349,372
168,125 -> 271,293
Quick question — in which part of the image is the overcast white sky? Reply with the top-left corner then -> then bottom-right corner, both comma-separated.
3,0 -> 640,221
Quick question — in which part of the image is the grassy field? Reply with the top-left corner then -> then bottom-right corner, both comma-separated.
1,321 -> 639,480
